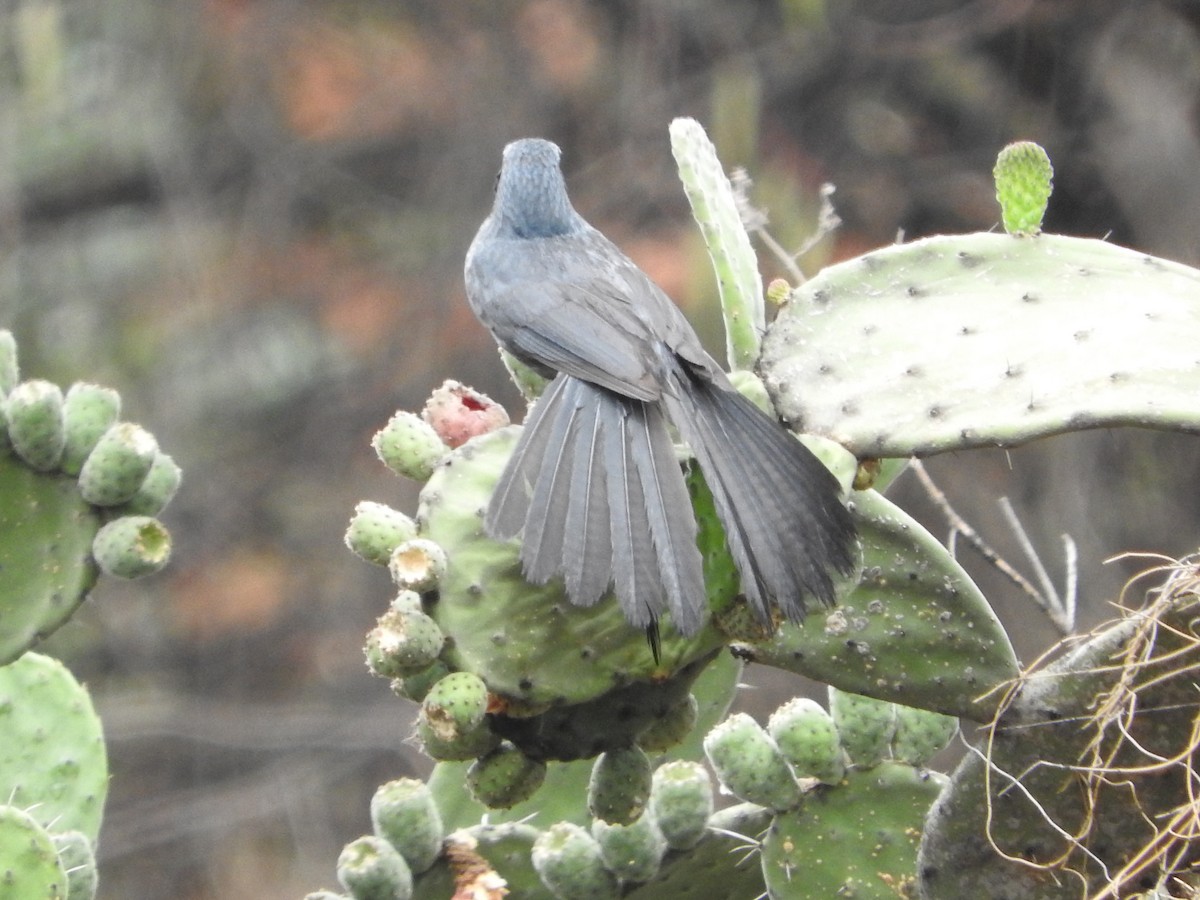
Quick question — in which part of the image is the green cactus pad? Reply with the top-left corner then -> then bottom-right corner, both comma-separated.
118,450 -> 181,517
365,606 -> 445,680
994,141 -> 1053,236
591,814 -> 666,884
53,830 -> 98,900
889,704 -> 958,766
466,743 -> 546,809
768,697 -> 846,785
531,823 -> 619,900
704,713 -> 802,811
345,502 -> 418,566
0,804 -> 67,899
371,779 -> 443,875
5,379 -> 66,471
78,422 -> 158,506
0,456 -> 101,663
417,427 -> 724,708
647,761 -> 713,851
373,411 -> 448,482
828,687 -> 897,769
61,383 -> 121,477
761,232 -> 1200,457
337,834 -> 413,900
732,488 -> 1016,721
919,582 -> 1200,899
587,746 -> 652,825
92,515 -> 171,579
0,653 -> 108,843
762,763 -> 947,899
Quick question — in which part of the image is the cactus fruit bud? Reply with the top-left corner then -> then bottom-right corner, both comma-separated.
421,380 -> 509,449
336,835 -> 413,900
829,686 -> 897,768
61,383 -> 121,477
78,423 -> 158,506
345,502 -> 418,566
418,672 -> 497,761
388,538 -> 447,592
704,712 -> 802,811
365,606 -> 445,680
591,813 -> 667,884
5,380 -> 65,471
766,277 -> 792,306
52,831 -> 97,900
119,451 -> 182,517
648,761 -> 713,850
370,779 -> 443,875
890,704 -> 958,766
636,693 -> 698,753
466,742 -> 547,809
0,330 -> 17,395
372,411 -> 447,482
768,697 -> 846,785
531,823 -> 619,900
92,516 -> 171,579
391,658 -> 451,704
588,746 -> 652,825
994,141 -> 1053,236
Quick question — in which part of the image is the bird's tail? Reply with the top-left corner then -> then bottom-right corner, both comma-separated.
487,373 -> 707,635
663,369 -> 857,626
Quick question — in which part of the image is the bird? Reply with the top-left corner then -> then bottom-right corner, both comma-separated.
464,138 -> 856,644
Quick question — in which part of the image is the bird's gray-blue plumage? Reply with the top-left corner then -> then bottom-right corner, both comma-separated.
465,138 -> 856,637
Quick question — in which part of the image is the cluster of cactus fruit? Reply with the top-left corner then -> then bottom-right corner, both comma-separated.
3,123 -> 1199,898
0,328 -> 180,897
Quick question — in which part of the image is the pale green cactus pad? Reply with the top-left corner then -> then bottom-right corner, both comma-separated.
733,488 -> 1016,721
761,232 -> 1200,457
0,804 -> 68,898
763,763 -> 947,899
0,456 -> 101,664
0,652 -> 108,843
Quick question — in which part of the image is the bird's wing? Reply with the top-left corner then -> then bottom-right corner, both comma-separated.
485,277 -> 667,401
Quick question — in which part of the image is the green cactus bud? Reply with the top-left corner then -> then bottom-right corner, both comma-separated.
768,697 -> 846,784
53,830 -> 98,900
636,693 -> 698,753
391,658 -> 452,704
336,834 -> 413,900
389,590 -> 423,615
704,712 -> 802,811
994,140 -> 1053,236
345,502 -> 418,566
0,330 -> 18,395
890,704 -> 958,766
766,277 -> 792,306
648,760 -> 713,851
418,672 -> 498,761
591,814 -> 666,884
421,380 -> 509,449
829,686 -> 896,768
388,537 -> 447,592
60,383 -> 121,477
373,411 -> 447,482
6,379 -> 65,471
365,606 -> 445,680
587,745 -> 652,825
92,515 -> 171,579
466,742 -> 546,809
119,451 -> 182,517
370,778 -> 443,875
0,805 -> 67,898
531,822 -> 619,900
78,422 -> 158,506
501,348 -> 549,401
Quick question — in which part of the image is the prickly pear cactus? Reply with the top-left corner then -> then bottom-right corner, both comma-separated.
0,328 -> 178,663
920,560 -> 1200,899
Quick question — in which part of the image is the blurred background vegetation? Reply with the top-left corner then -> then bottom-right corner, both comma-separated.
4,1 -> 1200,896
